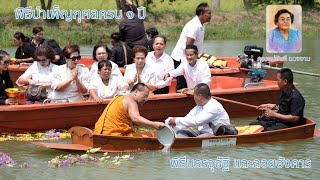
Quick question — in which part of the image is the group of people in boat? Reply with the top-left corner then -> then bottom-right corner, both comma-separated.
0,1 -> 305,136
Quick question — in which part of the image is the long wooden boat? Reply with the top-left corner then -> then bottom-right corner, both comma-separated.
33,118 -> 319,152
8,57 -> 283,84
0,76 -> 281,134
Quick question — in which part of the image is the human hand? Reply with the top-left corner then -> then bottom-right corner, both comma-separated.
263,108 -> 277,118
257,104 -> 276,110
71,67 -> 79,80
168,117 -> 176,126
126,0 -> 133,5
5,98 -> 18,105
94,97 -> 103,104
15,59 -> 24,64
163,73 -> 170,81
153,122 -> 165,129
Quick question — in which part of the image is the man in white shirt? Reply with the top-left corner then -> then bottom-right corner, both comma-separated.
168,83 -> 232,137
146,35 -> 174,94
164,45 -> 211,89
171,2 -> 212,91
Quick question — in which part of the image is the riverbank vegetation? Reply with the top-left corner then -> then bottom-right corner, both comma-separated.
0,0 -> 319,47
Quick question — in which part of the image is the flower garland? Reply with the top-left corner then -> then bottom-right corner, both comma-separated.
0,129 -> 71,142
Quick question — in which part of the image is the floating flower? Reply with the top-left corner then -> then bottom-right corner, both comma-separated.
47,148 -> 133,167
0,152 -> 15,167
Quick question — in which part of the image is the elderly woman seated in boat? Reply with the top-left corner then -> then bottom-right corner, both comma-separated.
13,32 -> 36,64
168,83 -> 236,137
124,45 -> 156,91
0,50 -> 16,105
51,44 -> 90,102
90,43 -> 122,77
89,60 -> 129,103
16,45 -> 56,100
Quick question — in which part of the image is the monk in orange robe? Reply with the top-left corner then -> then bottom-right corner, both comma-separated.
94,83 -> 164,136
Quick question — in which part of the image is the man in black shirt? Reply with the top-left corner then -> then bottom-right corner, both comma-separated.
250,68 -> 305,131
119,0 -> 148,49
110,32 -> 133,67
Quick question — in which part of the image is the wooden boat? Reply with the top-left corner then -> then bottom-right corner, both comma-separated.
0,76 -> 281,134
7,57 -> 283,84
32,118 -> 319,152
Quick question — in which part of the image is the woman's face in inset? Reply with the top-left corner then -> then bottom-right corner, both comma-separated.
96,47 -> 108,62
276,13 -> 292,31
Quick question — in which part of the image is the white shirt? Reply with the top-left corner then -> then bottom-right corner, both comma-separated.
51,65 -> 90,102
124,63 -> 156,87
146,51 -> 174,89
175,98 -> 231,134
171,16 -> 205,62
168,59 -> 211,88
90,61 -> 123,77
88,73 -> 128,99
16,61 -> 56,98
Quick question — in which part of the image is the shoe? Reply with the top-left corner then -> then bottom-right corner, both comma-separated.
209,123 -> 225,136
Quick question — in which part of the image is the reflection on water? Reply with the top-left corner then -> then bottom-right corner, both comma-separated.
1,39 -> 319,179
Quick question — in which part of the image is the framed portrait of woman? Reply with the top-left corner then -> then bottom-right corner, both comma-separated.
266,5 -> 302,53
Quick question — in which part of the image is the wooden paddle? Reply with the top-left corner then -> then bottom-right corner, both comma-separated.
181,88 -> 259,109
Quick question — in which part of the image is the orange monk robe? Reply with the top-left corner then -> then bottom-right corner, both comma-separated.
94,96 -> 133,136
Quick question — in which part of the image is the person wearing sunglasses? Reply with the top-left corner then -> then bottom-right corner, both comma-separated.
90,43 -> 122,78
0,50 -> 16,105
51,44 -> 90,102
16,45 -> 57,100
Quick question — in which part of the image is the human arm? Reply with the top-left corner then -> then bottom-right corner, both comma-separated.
199,62 -> 211,86
262,97 -> 304,124
123,65 -> 137,87
89,89 -> 102,103
75,67 -> 89,94
126,97 -> 164,129
257,104 -> 277,110
53,67 -> 77,91
157,58 -> 174,89
166,63 -> 185,79
174,106 -> 218,128
186,37 -> 195,46
262,108 -> 300,123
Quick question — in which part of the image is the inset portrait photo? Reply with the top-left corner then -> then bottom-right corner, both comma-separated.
266,5 -> 302,53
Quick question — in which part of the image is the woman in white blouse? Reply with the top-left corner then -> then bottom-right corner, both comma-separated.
16,45 -> 56,98
51,44 -> 90,102
90,43 -> 122,77
124,45 -> 156,91
89,60 -> 128,103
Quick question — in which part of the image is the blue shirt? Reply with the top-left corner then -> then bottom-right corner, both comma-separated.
268,27 -> 301,53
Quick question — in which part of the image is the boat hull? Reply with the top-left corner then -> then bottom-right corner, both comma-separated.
33,118 -> 317,152
0,76 -> 281,133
